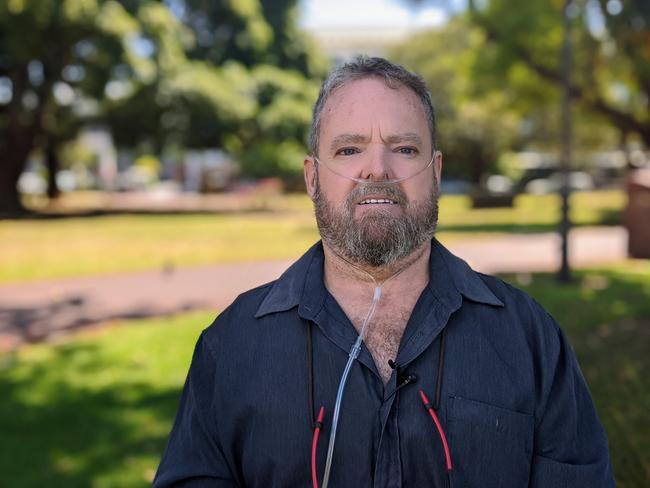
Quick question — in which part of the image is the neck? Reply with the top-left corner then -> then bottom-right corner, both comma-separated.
322,240 -> 432,293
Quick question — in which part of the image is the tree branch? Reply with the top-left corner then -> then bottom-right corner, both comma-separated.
467,5 -> 650,144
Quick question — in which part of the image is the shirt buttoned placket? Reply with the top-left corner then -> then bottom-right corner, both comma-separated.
371,288 -> 461,488
296,241 -> 465,488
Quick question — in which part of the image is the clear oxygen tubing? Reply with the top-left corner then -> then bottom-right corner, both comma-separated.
320,256 -> 408,488
312,151 -> 436,185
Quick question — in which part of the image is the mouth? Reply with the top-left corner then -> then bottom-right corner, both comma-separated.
357,198 -> 398,205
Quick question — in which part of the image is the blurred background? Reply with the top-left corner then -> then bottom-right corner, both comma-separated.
0,0 -> 649,486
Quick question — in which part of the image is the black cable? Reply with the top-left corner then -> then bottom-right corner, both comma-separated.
307,321 -> 315,426
434,327 -> 447,411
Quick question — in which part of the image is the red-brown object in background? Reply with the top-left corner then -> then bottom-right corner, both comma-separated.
625,169 -> 650,258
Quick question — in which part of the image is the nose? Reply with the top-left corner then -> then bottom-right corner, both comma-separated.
359,146 -> 393,182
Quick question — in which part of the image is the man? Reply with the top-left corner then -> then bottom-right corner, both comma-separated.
153,57 -> 614,487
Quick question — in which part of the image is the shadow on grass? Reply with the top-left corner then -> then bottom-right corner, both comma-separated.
0,342 -> 180,487
0,207 -> 276,221
502,269 -> 650,488
0,298 -> 209,350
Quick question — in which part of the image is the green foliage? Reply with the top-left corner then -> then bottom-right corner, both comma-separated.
239,139 -> 306,178
259,0 -> 329,77
0,0 -> 147,210
390,18 -> 521,183
0,0 -> 325,212
235,65 -> 318,176
178,0 -> 327,77
59,139 -> 97,169
396,0 -> 649,184
102,1 -> 322,178
464,0 -> 650,146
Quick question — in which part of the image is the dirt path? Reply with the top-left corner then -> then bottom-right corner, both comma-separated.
0,226 -> 628,351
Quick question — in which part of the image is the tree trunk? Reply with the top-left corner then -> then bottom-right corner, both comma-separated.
0,152 -> 28,216
0,124 -> 37,216
46,145 -> 61,200
1,65 -> 38,216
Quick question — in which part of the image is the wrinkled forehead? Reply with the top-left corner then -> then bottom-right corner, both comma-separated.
319,77 -> 431,151
322,77 -> 427,121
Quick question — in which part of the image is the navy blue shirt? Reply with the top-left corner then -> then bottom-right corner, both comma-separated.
153,240 -> 614,487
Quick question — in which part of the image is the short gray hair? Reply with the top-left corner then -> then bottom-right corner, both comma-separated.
308,56 -> 436,156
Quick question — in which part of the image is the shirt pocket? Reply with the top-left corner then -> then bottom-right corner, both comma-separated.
446,396 -> 533,488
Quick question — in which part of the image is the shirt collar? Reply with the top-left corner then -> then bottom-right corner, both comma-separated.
429,238 -> 504,307
254,241 -> 324,319
254,238 -> 503,319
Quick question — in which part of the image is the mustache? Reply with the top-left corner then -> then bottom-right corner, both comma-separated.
346,184 -> 407,205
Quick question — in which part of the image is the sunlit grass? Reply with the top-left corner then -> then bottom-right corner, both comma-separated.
0,212 -> 320,283
438,190 -> 625,232
0,190 -> 625,283
0,312 -> 212,488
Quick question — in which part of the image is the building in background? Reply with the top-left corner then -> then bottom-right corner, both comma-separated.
307,27 -> 416,64
299,0 -> 447,63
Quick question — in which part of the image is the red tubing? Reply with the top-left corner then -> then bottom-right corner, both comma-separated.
419,390 -> 453,472
311,406 -> 325,488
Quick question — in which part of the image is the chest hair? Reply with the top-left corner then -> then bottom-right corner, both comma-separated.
346,299 -> 416,384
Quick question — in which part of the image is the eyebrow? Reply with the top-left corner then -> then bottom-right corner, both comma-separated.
329,133 -> 369,153
329,132 -> 424,153
382,132 -> 424,146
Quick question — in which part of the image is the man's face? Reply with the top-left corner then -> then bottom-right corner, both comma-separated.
304,77 -> 442,267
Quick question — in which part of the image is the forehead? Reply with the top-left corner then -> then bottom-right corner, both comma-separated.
319,77 -> 429,143
321,78 -> 428,125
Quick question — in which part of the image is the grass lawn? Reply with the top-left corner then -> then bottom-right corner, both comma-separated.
0,190 -> 625,283
0,262 -> 648,487
511,262 -> 650,488
0,312 -> 212,488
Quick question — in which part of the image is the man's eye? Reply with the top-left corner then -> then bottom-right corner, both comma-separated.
396,147 -> 418,155
337,148 -> 358,156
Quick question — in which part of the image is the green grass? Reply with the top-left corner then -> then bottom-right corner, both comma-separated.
0,312 -> 213,488
439,190 -> 625,233
0,212 -> 320,283
0,190 -> 624,283
0,262 -> 648,487
508,262 -> 650,488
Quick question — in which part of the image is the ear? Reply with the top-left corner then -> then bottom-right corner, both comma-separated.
433,150 -> 443,183
304,155 -> 317,198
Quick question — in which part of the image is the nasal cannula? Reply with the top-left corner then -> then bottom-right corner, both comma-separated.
312,153 -> 452,488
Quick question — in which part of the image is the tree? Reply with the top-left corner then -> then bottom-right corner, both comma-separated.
0,0 -> 325,214
403,0 -> 650,148
165,0 -> 326,180
390,18 -> 521,184
106,0 -> 323,183
0,0 -> 145,214
177,0 -> 326,76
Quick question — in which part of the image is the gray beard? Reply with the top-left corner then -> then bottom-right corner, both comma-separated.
313,177 -> 439,267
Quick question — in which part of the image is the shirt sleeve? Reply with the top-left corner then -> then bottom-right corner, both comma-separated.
153,333 -> 239,487
530,314 -> 615,487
